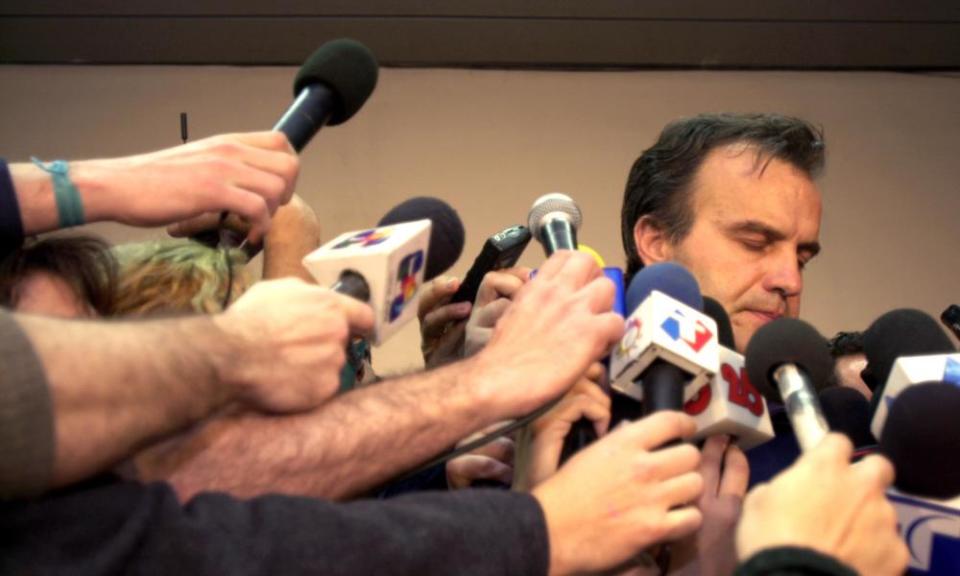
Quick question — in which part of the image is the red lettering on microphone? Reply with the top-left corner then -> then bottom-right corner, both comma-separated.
723,363 -> 764,416
683,383 -> 712,415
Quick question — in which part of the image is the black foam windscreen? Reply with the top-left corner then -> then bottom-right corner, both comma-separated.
745,318 -> 835,404
293,38 -> 379,126
879,381 -> 960,499
702,296 -> 735,349
819,386 -> 876,449
377,197 -> 465,281
862,309 -> 956,391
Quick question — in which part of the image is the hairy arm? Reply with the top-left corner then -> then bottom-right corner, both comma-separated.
16,312 -> 234,491
137,252 -> 626,502
140,354 -> 510,501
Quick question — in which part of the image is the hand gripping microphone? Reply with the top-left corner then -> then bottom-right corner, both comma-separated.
526,193 -> 582,256
610,263 -> 719,415
683,297 -> 774,450
862,309 -> 958,438
303,197 -> 464,344
744,318 -> 835,451
274,38 -> 379,152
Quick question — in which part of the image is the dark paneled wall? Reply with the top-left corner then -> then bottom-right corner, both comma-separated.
1,1 -> 958,68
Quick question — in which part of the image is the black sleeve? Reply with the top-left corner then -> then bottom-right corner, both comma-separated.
734,546 -> 859,576
0,159 -> 25,256
0,475 -> 550,576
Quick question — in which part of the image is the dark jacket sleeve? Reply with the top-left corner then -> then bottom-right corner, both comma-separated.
0,309 -> 54,500
1,476 -> 550,576
735,546 -> 859,576
0,159 -> 25,255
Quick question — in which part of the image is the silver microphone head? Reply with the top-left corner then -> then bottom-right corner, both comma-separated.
526,193 -> 583,239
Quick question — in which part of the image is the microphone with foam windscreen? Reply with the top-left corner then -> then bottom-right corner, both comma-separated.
818,386 -> 877,455
303,197 -> 464,344
274,38 -> 379,152
745,319 -> 835,451
526,193 -> 582,256
862,309 -> 958,438
878,382 -> 960,574
879,382 -> 960,499
683,297 -> 774,449
609,263 -> 719,415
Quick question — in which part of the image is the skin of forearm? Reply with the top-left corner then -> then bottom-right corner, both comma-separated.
17,313 -> 232,488
141,355 -> 509,502
10,159 -> 124,235
262,195 -> 321,282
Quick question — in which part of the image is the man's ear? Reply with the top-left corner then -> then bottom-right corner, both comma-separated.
632,215 -> 674,266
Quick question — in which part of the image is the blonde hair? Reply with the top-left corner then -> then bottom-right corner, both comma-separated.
112,239 -> 250,316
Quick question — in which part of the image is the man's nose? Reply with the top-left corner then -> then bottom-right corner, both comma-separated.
763,249 -> 803,298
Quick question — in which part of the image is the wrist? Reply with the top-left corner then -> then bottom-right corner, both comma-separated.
462,351 -> 524,420
68,159 -> 114,225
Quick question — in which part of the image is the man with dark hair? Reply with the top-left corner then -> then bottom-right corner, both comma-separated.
621,113 -> 825,352
828,330 -> 872,399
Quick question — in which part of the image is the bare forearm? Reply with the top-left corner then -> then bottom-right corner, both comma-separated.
17,313 -> 230,488
262,194 -> 321,282
148,356 -> 507,501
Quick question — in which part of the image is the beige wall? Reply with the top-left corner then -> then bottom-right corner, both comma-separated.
1,66 -> 958,371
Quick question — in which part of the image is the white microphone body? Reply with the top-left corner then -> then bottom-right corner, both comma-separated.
303,219 -> 431,345
610,290 -> 719,403
871,353 -> 960,438
888,488 -> 960,574
682,345 -> 775,450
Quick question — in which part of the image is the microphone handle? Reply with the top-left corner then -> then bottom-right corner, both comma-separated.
774,363 -> 829,451
273,84 -> 337,153
641,361 -> 686,415
539,218 -> 578,256
331,269 -> 371,303
559,417 -> 597,465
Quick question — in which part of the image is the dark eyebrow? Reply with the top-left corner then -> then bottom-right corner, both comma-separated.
726,219 -> 822,257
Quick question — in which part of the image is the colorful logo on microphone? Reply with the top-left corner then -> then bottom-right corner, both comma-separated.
944,357 -> 960,387
660,309 -> 713,352
389,250 -> 425,322
334,228 -> 392,250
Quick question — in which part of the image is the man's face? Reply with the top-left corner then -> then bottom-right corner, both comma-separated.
638,144 -> 823,351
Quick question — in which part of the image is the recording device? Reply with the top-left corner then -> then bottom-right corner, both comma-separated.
526,193 -> 582,256
303,197 -> 464,344
450,225 -> 531,305
744,318 -> 834,451
609,263 -> 719,413
274,38 -> 379,152
683,297 -> 774,449
862,309 -> 958,436
880,383 -> 960,574
942,304 -> 960,341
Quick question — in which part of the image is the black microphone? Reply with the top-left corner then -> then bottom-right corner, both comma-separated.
274,38 -> 379,152
703,296 -> 736,349
526,193 -> 582,256
879,381 -> 960,499
818,386 -> 877,453
745,318 -> 835,451
861,308 -> 956,412
377,197 -> 465,282
941,304 -> 960,341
